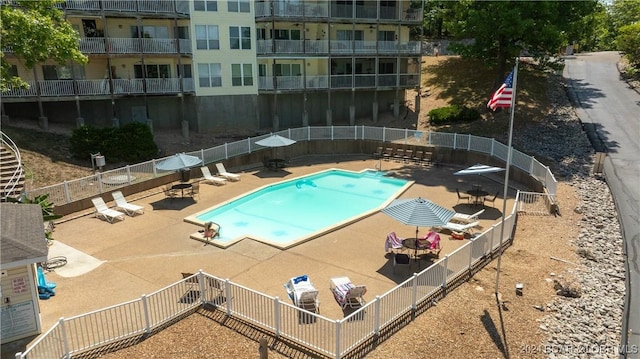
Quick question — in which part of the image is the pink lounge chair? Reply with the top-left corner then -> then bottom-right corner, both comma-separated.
384,231 -> 405,253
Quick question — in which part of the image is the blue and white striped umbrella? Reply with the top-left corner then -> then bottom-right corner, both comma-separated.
382,197 -> 455,238
454,164 -> 504,176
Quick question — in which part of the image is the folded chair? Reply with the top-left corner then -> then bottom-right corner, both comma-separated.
200,166 -> 227,186
384,231 -> 405,253
91,197 -> 125,223
112,191 -> 144,216
284,275 -> 320,313
451,209 -> 485,224
215,163 -> 241,181
330,276 -> 367,309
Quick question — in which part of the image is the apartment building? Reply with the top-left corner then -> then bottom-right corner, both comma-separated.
1,0 -> 422,135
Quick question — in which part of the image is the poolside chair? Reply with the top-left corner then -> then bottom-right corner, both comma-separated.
330,276 -> 367,309
200,166 -> 227,186
456,188 -> 471,204
91,197 -> 125,223
163,184 -> 178,198
436,221 -> 480,234
372,146 -> 383,159
215,163 -> 241,181
188,181 -> 200,200
284,275 -> 320,313
483,192 -> 499,207
393,253 -> 411,274
451,209 -> 485,224
384,231 -> 406,253
416,231 -> 442,257
111,191 -> 144,216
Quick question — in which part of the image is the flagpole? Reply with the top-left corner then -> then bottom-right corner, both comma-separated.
495,57 -> 519,296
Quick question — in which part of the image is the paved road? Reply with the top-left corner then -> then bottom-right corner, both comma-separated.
564,51 -> 640,358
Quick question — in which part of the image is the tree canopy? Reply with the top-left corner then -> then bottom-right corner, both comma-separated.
1,0 -> 86,90
432,1 -> 598,83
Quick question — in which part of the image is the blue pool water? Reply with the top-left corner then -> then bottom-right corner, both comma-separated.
188,169 -> 410,247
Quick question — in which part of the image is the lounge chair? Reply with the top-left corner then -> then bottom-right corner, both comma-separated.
200,166 -> 227,186
215,163 -> 241,181
436,221 -> 480,234
284,275 -> 320,313
384,231 -> 405,253
91,197 -> 125,223
111,191 -> 144,216
451,209 -> 485,224
330,276 -> 367,309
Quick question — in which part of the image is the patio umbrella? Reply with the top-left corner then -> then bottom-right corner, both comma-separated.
255,134 -> 296,163
381,197 -> 456,240
454,163 -> 504,176
155,153 -> 202,171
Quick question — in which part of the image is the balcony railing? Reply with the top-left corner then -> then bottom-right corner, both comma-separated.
79,38 -> 107,54
78,38 -> 192,54
255,2 -> 329,18
257,73 -> 417,91
2,78 -> 194,98
257,40 -> 420,56
64,0 -> 189,14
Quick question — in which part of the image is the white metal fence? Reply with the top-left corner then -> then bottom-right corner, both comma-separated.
26,126 -> 557,207
17,197 -> 518,359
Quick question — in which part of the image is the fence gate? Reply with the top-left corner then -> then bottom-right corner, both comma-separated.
517,191 -> 555,216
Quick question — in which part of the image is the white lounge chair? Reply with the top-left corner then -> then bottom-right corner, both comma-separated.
284,275 -> 320,313
200,166 -> 227,185
330,276 -> 367,309
436,221 -> 480,234
111,191 -> 144,216
451,209 -> 485,224
215,163 -> 241,181
91,197 -> 125,223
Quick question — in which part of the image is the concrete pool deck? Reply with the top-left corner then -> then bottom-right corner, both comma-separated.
36,155 -> 518,330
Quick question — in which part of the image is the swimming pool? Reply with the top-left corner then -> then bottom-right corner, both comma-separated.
185,169 -> 412,249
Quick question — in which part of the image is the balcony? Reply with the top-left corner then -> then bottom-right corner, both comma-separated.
256,40 -> 420,56
255,2 -> 328,18
1,78 -> 194,98
107,38 -> 191,54
257,73 -> 418,91
63,0 -> 190,14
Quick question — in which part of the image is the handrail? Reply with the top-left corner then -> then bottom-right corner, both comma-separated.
1,131 -> 25,200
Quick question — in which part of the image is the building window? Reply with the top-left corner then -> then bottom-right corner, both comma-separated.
228,0 -> 249,13
231,63 -> 252,86
131,25 -> 169,38
134,64 -> 170,78
196,25 -> 219,50
230,26 -> 251,50
194,0 -> 217,11
198,63 -> 222,87
42,64 -> 85,80
273,63 -> 301,76
177,64 -> 193,78
7,64 -> 18,78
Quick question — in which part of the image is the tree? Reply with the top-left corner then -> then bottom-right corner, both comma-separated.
609,0 -> 640,29
0,0 -> 87,91
617,22 -> 640,68
447,1 -> 598,84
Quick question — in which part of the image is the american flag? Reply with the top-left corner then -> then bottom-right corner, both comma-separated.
487,71 -> 514,111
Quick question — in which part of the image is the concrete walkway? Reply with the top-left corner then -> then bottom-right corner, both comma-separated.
37,155 -> 516,330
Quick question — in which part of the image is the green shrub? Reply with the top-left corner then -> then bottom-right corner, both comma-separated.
428,105 -> 481,125
70,123 -> 158,163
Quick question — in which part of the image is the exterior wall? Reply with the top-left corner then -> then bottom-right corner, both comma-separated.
190,1 -> 257,97
195,94 -> 259,133
0,265 -> 41,344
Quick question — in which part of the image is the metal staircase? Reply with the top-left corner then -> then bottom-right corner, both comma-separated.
1,131 -> 26,201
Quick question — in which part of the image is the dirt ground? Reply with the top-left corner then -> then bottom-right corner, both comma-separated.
5,56 -> 588,358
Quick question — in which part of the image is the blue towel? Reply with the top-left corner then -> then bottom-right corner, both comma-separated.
293,275 -> 308,284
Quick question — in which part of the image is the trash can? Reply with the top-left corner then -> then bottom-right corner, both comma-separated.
180,169 -> 191,182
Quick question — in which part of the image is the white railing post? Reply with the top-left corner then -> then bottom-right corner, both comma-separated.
59,317 -> 70,357
247,137 -> 251,153
331,125 -> 334,140
373,296 -> 381,335
489,224 -> 496,253
224,143 -> 228,159
97,173 -> 103,193
307,126 -> 310,141
468,238 -> 474,271
63,181 -> 71,203
152,159 -> 158,177
141,294 -> 151,333
198,270 -> 206,304
274,297 -> 281,336
404,128 -> 408,144
361,125 -> 364,140
200,149 -> 205,164
382,127 -> 386,142
225,279 -> 232,316
335,320 -> 342,359
288,128 -> 292,139
467,136 -> 471,151
453,134 -> 457,149
491,138 -> 495,156
428,131 -> 432,145
126,166 -> 132,184
441,256 -> 449,289
411,273 -> 418,310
